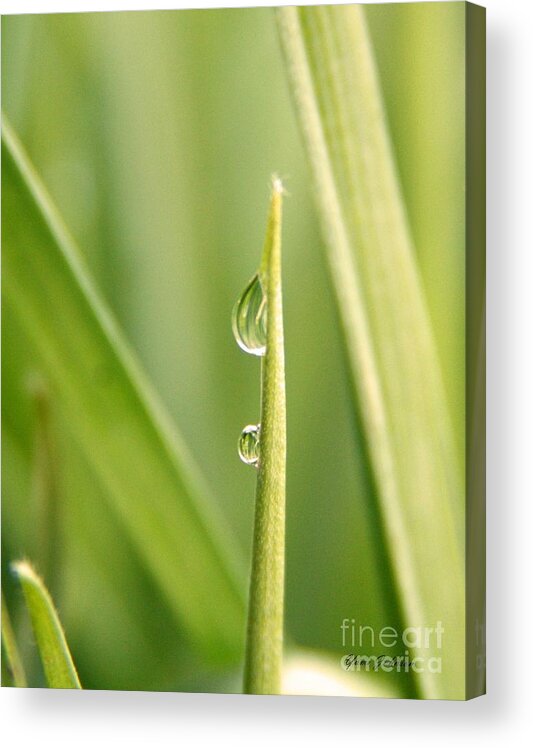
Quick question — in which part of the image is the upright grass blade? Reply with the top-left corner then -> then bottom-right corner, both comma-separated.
2,118 -> 245,662
243,179 -> 286,695
11,561 -> 81,688
1,593 -> 27,687
277,6 -> 464,699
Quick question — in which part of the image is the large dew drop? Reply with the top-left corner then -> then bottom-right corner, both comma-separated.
232,274 -> 267,356
238,424 -> 261,467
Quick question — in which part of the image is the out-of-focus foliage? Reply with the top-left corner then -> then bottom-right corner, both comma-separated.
277,4 -> 464,699
3,118 -> 247,664
2,6 -> 464,696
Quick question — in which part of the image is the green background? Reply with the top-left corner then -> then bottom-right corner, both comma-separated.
2,3 -> 465,694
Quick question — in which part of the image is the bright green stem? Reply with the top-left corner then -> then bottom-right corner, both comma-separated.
12,561 -> 81,689
243,180 -> 286,695
1,594 -> 27,687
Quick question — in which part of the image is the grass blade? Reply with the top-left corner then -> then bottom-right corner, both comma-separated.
2,118 -> 245,662
11,561 -> 80,688
277,5 -> 464,698
1,593 -> 27,687
28,375 -> 61,598
243,179 -> 286,695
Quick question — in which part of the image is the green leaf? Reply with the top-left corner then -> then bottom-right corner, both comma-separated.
28,375 -> 61,598
242,179 -> 286,695
2,118 -> 246,662
11,560 -> 80,688
277,5 -> 464,699
1,593 -> 27,687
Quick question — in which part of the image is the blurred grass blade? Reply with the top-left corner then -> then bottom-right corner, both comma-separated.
277,5 -> 464,698
1,593 -> 27,687
11,561 -> 80,688
2,118 -> 245,662
243,179 -> 286,695
28,375 -> 61,597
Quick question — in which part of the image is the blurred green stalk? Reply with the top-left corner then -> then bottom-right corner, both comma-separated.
1,594 -> 27,687
277,5 -> 464,699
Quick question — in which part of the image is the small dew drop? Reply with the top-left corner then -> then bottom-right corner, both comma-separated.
238,424 -> 261,467
232,274 -> 267,356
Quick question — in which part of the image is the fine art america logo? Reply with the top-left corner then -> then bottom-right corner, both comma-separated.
340,619 -> 445,674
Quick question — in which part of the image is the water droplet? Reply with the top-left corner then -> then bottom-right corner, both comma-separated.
238,424 -> 261,467
232,274 -> 267,356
